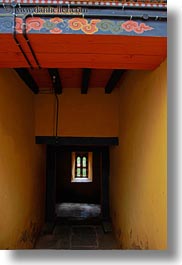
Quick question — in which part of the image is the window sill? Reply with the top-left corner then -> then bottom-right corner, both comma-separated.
71,178 -> 92,183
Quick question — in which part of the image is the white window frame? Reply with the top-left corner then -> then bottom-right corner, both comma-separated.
71,152 -> 93,183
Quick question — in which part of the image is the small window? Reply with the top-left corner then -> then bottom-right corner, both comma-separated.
75,153 -> 88,178
71,152 -> 93,183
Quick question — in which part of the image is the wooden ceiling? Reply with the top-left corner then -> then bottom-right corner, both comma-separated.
0,34 -> 167,69
11,33 -> 166,94
2,33 -> 166,94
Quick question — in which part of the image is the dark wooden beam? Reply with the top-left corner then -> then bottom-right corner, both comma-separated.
48,68 -> 62,94
105,69 -> 126,94
36,136 -> 119,146
15,68 -> 39,94
81,68 -> 91,94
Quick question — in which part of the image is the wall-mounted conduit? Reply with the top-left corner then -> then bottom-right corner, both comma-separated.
22,16 -> 41,69
12,3 -> 41,68
12,3 -> 32,68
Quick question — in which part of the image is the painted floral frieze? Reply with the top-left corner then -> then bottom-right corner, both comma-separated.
0,16 -> 154,35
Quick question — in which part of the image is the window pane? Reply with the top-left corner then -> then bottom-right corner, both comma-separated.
82,168 -> 87,177
77,156 -> 81,167
76,168 -> 81,177
82,157 -> 87,167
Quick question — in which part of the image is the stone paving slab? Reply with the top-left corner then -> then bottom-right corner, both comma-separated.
71,226 -> 98,249
35,224 -> 119,250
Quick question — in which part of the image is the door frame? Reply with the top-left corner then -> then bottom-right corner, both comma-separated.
43,137 -> 118,222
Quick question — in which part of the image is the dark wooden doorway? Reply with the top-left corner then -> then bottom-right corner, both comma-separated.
45,146 -> 109,223
44,137 -> 118,223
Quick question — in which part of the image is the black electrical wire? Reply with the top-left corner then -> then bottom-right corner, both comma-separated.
55,93 -> 59,138
12,5 -> 33,68
22,16 -> 41,69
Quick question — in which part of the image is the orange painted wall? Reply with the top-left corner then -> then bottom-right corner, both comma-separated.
110,60 -> 167,249
35,86 -> 119,137
0,69 -> 45,249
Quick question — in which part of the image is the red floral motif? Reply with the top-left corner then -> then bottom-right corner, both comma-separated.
82,21 -> 101,34
133,22 -> 153,33
26,17 -> 45,32
69,18 -> 101,34
68,18 -> 87,30
50,27 -> 62,34
15,17 -> 23,33
50,17 -> 63,24
122,21 -> 153,34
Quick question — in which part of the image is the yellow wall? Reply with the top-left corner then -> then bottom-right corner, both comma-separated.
35,86 -> 119,137
0,69 -> 45,249
110,60 -> 167,249
0,62 -> 166,249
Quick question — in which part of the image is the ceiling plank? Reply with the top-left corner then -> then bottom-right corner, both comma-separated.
81,68 -> 91,94
48,68 -> 62,94
105,69 -> 126,94
26,35 -> 167,56
15,68 -> 39,94
0,35 -> 167,69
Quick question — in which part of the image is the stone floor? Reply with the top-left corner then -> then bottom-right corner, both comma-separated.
35,224 -> 119,250
35,203 -> 119,250
55,203 -> 101,220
